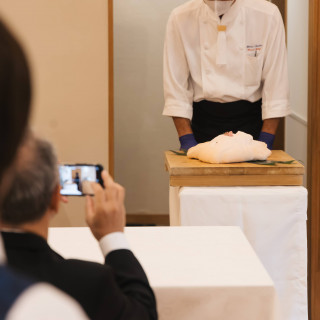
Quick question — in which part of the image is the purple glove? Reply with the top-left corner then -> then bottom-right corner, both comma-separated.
179,133 -> 198,151
258,132 -> 275,150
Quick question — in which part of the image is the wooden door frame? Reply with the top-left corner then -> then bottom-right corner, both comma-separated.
271,0 -> 286,150
308,0 -> 320,318
108,0 -> 114,177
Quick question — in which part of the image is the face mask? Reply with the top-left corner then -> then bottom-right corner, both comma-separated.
205,1 -> 234,17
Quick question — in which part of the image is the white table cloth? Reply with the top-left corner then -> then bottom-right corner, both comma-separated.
49,226 -> 280,320
169,186 -> 308,320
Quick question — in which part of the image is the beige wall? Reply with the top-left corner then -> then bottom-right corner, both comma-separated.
0,1 -> 109,226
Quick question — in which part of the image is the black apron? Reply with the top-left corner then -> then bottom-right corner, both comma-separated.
191,99 -> 263,143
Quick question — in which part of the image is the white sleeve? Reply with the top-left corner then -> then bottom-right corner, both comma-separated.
99,232 -> 131,257
163,12 -> 194,120
0,235 -> 7,264
6,283 -> 89,320
261,7 -> 291,120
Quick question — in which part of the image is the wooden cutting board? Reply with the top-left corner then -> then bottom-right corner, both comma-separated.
165,150 -> 304,186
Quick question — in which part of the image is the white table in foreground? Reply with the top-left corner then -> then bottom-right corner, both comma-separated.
49,226 -> 280,320
170,186 -> 308,320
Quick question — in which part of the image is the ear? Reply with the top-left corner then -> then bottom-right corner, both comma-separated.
49,184 -> 61,213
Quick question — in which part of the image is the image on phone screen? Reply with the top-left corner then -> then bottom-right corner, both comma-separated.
59,164 -> 103,196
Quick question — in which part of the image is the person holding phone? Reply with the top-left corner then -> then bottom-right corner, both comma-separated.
163,0 -> 290,150
1,134 -> 158,320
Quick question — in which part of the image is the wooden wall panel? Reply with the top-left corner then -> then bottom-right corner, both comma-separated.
271,0 -> 286,150
108,0 -> 114,177
308,0 -> 320,318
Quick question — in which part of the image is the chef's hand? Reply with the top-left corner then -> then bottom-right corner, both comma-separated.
258,132 -> 275,150
85,170 -> 126,240
179,133 -> 198,151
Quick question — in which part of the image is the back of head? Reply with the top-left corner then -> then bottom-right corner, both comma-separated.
2,136 -> 59,225
0,19 -> 31,181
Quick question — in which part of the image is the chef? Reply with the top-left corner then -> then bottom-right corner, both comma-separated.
163,0 -> 290,150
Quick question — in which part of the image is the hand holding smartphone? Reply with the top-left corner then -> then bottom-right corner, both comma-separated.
59,164 -> 104,196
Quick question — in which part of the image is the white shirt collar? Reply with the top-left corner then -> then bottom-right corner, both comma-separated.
0,235 -> 7,265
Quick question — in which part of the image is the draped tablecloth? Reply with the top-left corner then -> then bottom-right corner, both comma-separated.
49,226 -> 281,320
169,186 -> 308,320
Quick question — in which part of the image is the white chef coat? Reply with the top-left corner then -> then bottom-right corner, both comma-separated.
163,0 -> 291,121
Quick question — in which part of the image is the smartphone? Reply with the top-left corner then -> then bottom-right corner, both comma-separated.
59,164 -> 104,196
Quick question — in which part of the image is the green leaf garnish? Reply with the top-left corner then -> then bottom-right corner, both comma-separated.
170,150 -> 187,156
247,160 -> 277,166
273,160 -> 295,164
247,160 -> 295,166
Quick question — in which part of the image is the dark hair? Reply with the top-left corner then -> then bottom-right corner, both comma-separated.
0,20 -> 31,181
2,137 -> 58,225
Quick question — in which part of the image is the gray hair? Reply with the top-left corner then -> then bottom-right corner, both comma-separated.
1,136 -> 59,225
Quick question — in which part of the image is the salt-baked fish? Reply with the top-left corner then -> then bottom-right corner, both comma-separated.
187,131 -> 271,164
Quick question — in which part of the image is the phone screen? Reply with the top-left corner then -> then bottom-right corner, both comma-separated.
59,164 -> 103,196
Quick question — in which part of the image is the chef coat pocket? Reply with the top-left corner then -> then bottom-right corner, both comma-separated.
245,55 -> 262,87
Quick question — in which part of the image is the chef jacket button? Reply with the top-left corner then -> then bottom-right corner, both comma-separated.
206,69 -> 211,75
204,43 -> 209,50
203,20 -> 208,24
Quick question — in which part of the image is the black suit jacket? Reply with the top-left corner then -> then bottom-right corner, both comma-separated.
2,231 -> 157,320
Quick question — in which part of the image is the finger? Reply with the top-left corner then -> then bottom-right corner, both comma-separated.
91,181 -> 106,208
85,195 -> 94,223
114,183 -> 125,203
103,176 -> 119,200
60,195 -> 69,204
92,181 -> 104,196
101,170 -> 114,189
104,183 -> 118,202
